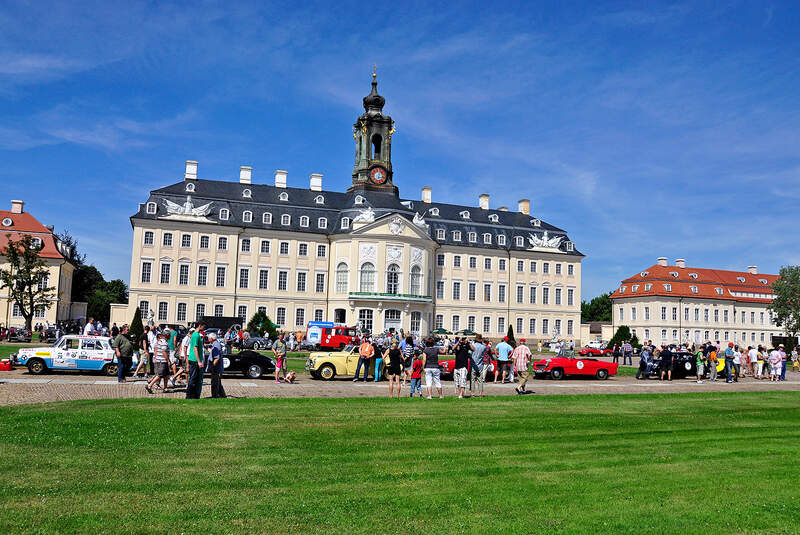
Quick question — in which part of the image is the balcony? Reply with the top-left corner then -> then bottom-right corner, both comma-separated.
348,292 -> 432,303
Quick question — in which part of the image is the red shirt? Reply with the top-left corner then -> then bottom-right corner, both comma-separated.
411,359 -> 423,379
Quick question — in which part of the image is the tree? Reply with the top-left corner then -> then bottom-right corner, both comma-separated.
769,266 -> 800,351
581,292 -> 613,322
71,265 -> 128,323
0,235 -> 56,330
129,307 -> 144,346
606,325 -> 632,350
54,229 -> 86,267
72,264 -> 105,303
506,324 -> 516,344
247,310 -> 269,336
264,316 -> 279,341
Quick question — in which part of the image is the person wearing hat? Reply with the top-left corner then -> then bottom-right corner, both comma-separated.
494,336 -> 514,384
723,342 -> 736,383
512,338 -> 533,394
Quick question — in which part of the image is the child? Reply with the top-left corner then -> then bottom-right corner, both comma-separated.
409,353 -> 423,397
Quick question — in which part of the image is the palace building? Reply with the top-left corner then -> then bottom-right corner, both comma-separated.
111,74 -> 583,341
610,257 -> 783,346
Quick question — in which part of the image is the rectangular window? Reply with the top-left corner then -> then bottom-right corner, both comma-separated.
318,218 -> 327,229
176,302 -> 187,322
317,244 -> 327,258
672,329 -> 678,340
684,307 -> 689,321
468,316 -> 476,331
141,261 -> 152,283
181,234 -> 191,248
358,309 -> 373,332
695,308 -> 700,321
239,268 -> 249,289
197,265 -> 208,286
484,258 -> 491,270
278,270 -> 288,291
705,308 -> 710,322
619,307 -> 624,321
516,317 -> 523,334
750,311 -> 755,323
555,263 -> 562,275
542,287 -> 549,305
530,286 -> 537,304
195,303 -> 205,320
452,315 -> 460,332
469,257 -> 477,269
631,307 -> 637,321
437,254 -> 445,267
661,329 -> 667,340
138,301 -> 149,318
295,308 -> 305,327
237,305 -> 247,320
241,238 -> 251,253
554,288 -> 561,305
517,285 -> 524,304
567,289 -> 574,306
158,302 -> 168,321
215,266 -> 226,287
498,284 -> 506,303
529,318 -> 536,334
316,273 -> 325,293
567,320 -> 574,336
498,259 -> 506,271
218,237 -> 228,250
276,307 -> 286,326
259,269 -> 269,290
296,272 -> 307,292
314,309 -> 324,322
453,255 -> 461,268
162,232 -> 173,247
435,314 -> 444,330
661,306 -> 667,321
714,309 -> 720,322
530,261 -> 537,273
280,241 -> 289,255
760,312 -> 764,324
199,235 -> 209,249
483,316 -> 491,333
498,317 -> 505,334
178,264 -> 189,285
436,281 -> 445,300
568,264 -> 574,276
468,283 -> 476,301
160,263 -> 171,284
260,240 -> 270,254
542,319 -> 549,334
143,231 -> 154,246
554,319 -> 561,335
452,281 -> 461,300
644,307 -> 650,320
517,260 -> 524,272
543,262 -> 550,274
298,243 -> 308,257
723,310 -> 729,322
483,283 -> 491,302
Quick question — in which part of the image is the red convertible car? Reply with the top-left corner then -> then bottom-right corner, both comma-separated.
577,347 -> 612,357
533,356 -> 618,380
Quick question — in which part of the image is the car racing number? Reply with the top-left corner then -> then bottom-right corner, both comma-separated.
576,361 -> 584,370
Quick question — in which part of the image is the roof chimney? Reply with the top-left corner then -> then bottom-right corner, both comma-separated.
657,257 -> 668,267
10,200 -> 24,214
479,194 -> 489,210
274,169 -> 287,188
421,186 -> 432,204
498,206 -> 508,212
747,265 -> 757,275
239,166 -> 252,184
675,258 -> 686,268
518,199 -> 530,215
310,173 -> 323,192
184,160 -> 198,180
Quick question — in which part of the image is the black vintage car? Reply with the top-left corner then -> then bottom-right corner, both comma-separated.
650,351 -> 699,379
216,349 -> 277,379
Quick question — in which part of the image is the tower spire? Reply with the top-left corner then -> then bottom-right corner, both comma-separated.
350,69 -> 396,195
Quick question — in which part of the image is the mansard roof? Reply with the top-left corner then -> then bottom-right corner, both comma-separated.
132,179 -> 582,256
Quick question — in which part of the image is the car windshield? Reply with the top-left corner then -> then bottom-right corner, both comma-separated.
343,345 -> 354,352
52,336 -> 66,347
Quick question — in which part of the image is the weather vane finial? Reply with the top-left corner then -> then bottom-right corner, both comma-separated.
372,63 -> 377,78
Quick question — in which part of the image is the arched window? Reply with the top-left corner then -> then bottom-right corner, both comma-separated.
386,263 -> 400,294
279,192 -> 289,202
185,183 -> 195,192
409,265 -> 422,295
146,202 -> 157,214
314,195 -> 324,204
242,189 -> 252,198
242,211 -> 252,223
359,262 -> 376,292
219,208 -> 229,220
262,212 -> 272,224
300,216 -> 309,227
354,195 -> 365,205
372,134 -> 382,158
341,217 -> 351,229
335,262 -> 349,293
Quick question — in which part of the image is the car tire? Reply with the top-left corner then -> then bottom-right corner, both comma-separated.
318,364 -> 336,381
246,364 -> 263,379
27,359 -> 47,375
596,369 -> 609,380
254,341 -> 263,350
551,368 -> 564,380
103,363 -> 119,377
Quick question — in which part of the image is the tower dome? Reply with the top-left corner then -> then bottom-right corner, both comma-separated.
362,72 -> 385,115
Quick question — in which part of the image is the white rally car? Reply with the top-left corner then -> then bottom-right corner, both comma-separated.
12,335 -> 137,376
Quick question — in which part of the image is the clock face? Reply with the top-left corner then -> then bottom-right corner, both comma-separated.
370,167 -> 387,184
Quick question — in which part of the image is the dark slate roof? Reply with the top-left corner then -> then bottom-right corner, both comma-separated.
132,179 -> 583,256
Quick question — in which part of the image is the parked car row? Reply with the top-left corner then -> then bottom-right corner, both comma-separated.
0,327 -> 33,343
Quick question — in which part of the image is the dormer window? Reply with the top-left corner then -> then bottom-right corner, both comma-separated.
318,217 -> 327,229
185,183 -> 195,192
281,214 -> 290,226
146,202 -> 157,214
531,219 -> 541,227
670,271 -> 679,278
436,229 -> 445,240
620,286 -> 626,294
689,273 -> 698,279
715,287 -> 723,295
219,208 -> 229,221
497,235 -> 506,246
632,285 -> 639,293
262,212 -> 272,224
300,216 -> 309,227
279,192 -> 289,202
468,232 -> 477,243
452,231 -> 461,241
644,283 -> 653,291
314,195 -> 325,205
488,214 -> 499,223
759,278 -> 767,285
242,189 -> 252,198
354,195 -> 365,205
459,210 -> 470,220
690,285 -> 698,294
30,237 -> 43,249
736,276 -> 745,283
664,283 -> 672,292
483,233 -> 491,244
341,217 -> 351,230
242,211 -> 252,223
640,271 -> 649,278
429,207 -> 439,216
515,236 -> 524,247
566,241 -> 574,252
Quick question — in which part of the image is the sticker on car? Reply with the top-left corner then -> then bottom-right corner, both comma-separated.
576,361 -> 584,369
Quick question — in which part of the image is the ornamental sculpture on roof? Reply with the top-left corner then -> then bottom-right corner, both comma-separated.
163,196 -> 213,217
353,206 -> 376,223
412,211 -> 428,228
528,231 -> 563,249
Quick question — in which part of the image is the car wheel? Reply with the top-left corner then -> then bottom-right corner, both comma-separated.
551,368 -> 564,380
318,364 -> 336,381
103,363 -> 119,377
253,341 -> 263,350
596,369 -> 609,380
246,364 -> 263,379
27,359 -> 47,375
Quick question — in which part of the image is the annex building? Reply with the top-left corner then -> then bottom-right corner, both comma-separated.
111,75 -> 583,341
610,257 -> 783,346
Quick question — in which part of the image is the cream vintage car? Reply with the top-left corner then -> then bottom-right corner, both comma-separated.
306,345 -> 366,380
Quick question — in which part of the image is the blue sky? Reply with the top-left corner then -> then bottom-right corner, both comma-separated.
1,1 -> 798,299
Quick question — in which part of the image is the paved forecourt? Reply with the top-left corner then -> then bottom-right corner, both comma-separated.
2,367 -> 800,405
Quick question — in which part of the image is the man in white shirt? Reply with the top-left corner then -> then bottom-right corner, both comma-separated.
747,346 -> 758,377
147,327 -> 157,376
83,318 -> 95,336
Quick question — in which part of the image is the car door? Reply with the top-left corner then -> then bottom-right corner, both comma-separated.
346,348 -> 360,375
79,339 -> 106,371
54,337 -> 80,369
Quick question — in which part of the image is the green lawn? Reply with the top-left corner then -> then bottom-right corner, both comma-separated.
1,393 -> 799,534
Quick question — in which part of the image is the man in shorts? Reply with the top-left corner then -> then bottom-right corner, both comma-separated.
512,339 -> 533,394
494,336 -> 513,383
659,345 -> 673,381
695,348 -> 705,384
452,337 -> 471,398
146,331 -> 171,393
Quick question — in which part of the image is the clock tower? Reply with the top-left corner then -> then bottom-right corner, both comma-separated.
349,71 -> 397,195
